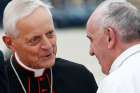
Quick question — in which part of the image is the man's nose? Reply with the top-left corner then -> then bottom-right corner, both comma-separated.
90,48 -> 95,56
41,35 -> 52,49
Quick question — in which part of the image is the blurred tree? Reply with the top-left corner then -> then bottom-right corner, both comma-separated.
49,0 -> 103,8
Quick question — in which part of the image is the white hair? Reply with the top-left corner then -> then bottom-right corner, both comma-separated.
91,0 -> 127,26
91,0 -> 140,42
3,0 -> 52,38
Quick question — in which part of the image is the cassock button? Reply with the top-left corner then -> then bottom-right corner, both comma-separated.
39,76 -> 46,81
41,89 -> 48,93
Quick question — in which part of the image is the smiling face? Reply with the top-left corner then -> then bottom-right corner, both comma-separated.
5,7 -> 57,69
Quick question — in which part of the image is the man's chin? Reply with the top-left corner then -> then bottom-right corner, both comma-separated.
41,59 -> 55,68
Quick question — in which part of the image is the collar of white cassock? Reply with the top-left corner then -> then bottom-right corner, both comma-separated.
15,52 -> 45,77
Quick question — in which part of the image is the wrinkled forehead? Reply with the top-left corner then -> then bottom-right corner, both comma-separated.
16,7 -> 54,38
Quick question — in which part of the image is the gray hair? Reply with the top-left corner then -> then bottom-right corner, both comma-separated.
3,0 -> 52,38
94,0 -> 140,42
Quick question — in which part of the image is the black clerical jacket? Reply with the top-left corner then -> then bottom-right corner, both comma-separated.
2,56 -> 98,93
0,50 -> 9,93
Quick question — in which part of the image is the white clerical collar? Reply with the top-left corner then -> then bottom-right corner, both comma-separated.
109,44 -> 140,74
15,52 -> 45,77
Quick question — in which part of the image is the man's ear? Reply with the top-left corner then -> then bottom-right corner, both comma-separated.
2,36 -> 15,51
106,27 -> 116,49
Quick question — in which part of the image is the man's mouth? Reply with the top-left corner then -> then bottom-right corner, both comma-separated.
46,53 -> 51,57
41,53 -> 54,59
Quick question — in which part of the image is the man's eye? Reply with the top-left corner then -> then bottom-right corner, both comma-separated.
27,37 -> 41,46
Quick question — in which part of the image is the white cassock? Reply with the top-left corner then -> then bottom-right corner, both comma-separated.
97,44 -> 140,93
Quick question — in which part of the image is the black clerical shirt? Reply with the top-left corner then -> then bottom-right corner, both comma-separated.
3,57 -> 98,93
